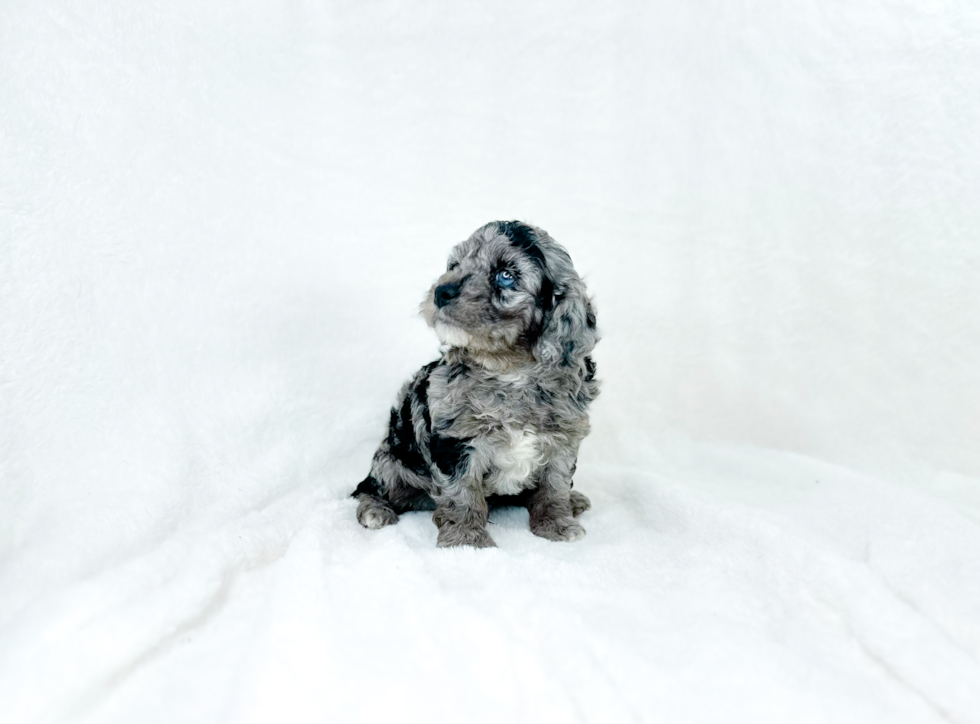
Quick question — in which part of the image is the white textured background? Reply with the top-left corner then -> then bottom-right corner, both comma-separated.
2,1 -> 979,723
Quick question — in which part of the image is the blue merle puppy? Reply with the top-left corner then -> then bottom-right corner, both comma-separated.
352,221 -> 600,547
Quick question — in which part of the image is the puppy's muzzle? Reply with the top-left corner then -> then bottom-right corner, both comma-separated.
434,281 -> 462,308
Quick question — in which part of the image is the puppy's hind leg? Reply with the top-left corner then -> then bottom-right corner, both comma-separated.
353,475 -> 398,530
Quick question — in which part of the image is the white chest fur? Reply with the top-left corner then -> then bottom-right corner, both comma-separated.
485,428 -> 544,495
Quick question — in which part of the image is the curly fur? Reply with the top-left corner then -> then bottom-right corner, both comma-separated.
352,221 -> 600,547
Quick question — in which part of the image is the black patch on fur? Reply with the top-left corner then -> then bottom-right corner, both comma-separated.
387,408 -> 402,445
388,484 -> 436,513
586,304 -> 597,329
398,392 -> 414,432
538,275 -> 554,313
416,361 -> 439,433
584,355 -> 597,382
486,488 -> 536,509
534,386 -> 553,405
352,474 -> 383,498
498,221 -> 556,314
430,433 -> 471,481
387,395 -> 429,478
517,328 -> 539,350
448,361 -> 469,382
415,381 -> 431,433
390,441 -> 429,478
498,221 -> 546,268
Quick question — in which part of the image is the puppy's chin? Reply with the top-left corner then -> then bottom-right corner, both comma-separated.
434,321 -> 474,348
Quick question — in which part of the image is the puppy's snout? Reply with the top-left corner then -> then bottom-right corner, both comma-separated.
434,281 -> 462,308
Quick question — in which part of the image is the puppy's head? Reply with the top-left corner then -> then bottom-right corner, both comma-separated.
421,221 -> 598,367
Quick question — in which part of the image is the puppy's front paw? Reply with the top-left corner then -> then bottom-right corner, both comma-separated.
436,524 -> 496,548
569,490 -> 591,517
530,515 -> 586,542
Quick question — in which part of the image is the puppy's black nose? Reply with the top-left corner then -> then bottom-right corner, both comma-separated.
434,282 -> 462,308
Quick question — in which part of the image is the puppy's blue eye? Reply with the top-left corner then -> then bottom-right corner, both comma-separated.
495,270 -> 516,289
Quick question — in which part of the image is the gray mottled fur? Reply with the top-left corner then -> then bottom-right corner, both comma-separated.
352,221 -> 600,547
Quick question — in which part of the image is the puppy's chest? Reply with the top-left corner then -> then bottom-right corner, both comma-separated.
475,373 -> 552,494
433,366 -> 568,493
484,427 -> 544,495
468,371 -> 557,429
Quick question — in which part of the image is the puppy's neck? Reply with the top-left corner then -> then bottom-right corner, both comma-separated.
450,346 -> 535,373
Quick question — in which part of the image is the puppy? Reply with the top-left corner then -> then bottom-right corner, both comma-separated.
352,221 -> 600,547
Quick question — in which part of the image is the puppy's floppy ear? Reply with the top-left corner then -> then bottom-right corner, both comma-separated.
532,274 -> 599,369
